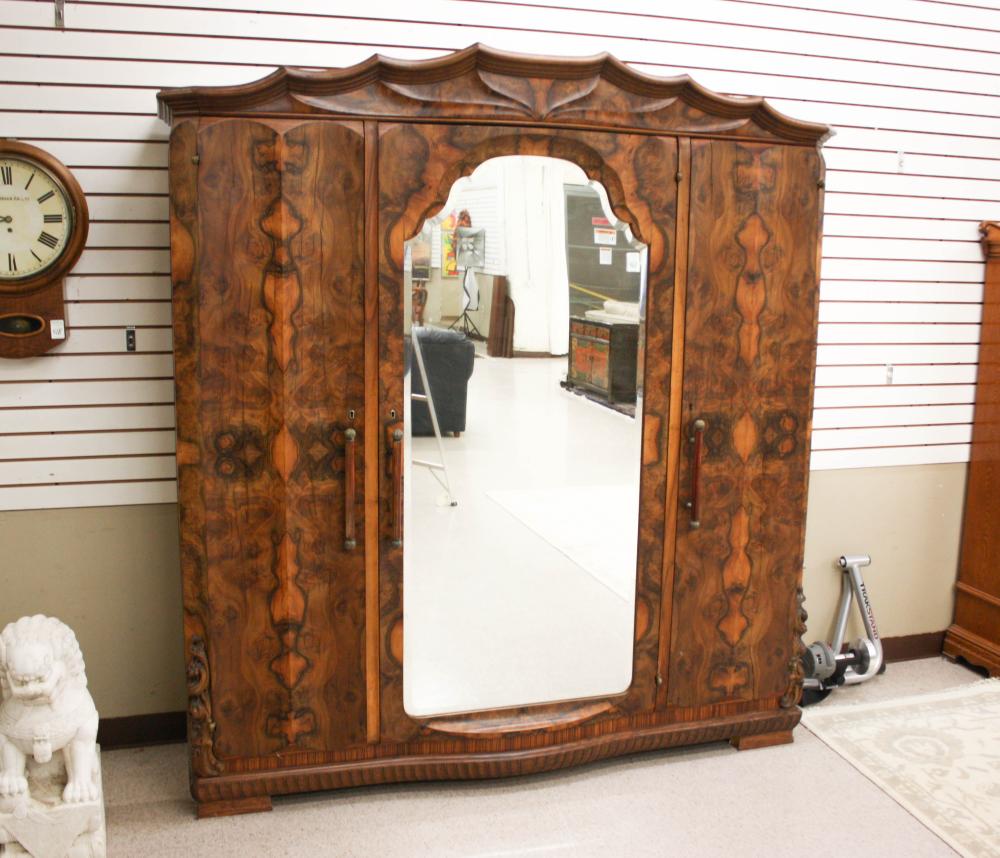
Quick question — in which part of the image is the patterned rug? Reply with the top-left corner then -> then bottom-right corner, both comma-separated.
801,679 -> 1000,858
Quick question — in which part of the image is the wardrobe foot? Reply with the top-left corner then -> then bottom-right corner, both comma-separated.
196,794 -> 273,818
730,729 -> 793,751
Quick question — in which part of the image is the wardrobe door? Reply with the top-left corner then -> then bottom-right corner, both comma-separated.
172,118 -> 368,766
668,139 -> 821,708
374,123 -> 679,739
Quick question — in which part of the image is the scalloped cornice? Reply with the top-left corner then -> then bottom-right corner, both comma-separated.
157,44 -> 830,145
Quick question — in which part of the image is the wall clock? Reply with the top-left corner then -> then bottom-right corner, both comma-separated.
0,140 -> 89,358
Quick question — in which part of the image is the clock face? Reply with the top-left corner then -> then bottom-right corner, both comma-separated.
0,156 -> 74,282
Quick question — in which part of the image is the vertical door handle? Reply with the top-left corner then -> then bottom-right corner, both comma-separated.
685,418 -> 706,529
344,427 -> 357,551
389,427 -> 403,547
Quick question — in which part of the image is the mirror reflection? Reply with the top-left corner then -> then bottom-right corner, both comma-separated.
402,156 -> 648,717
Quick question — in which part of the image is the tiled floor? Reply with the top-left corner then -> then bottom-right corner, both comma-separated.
105,657 -> 978,857
405,354 -> 641,717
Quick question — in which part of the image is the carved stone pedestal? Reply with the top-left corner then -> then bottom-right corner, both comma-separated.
0,753 -> 105,858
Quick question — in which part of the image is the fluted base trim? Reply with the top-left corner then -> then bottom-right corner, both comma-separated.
192,708 -> 800,815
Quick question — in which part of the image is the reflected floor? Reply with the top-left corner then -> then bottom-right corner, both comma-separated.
404,355 -> 641,717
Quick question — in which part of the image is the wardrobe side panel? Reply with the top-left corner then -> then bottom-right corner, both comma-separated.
169,119 -> 221,776
668,139 -> 821,708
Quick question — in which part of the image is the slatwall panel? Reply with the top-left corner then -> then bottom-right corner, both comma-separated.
1,0 -> 997,509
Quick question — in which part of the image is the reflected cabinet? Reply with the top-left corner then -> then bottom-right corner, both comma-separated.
158,46 -> 828,818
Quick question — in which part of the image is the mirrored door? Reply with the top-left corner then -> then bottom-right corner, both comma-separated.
401,156 -> 650,717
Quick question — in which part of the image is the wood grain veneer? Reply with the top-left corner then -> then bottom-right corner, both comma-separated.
158,45 -> 828,816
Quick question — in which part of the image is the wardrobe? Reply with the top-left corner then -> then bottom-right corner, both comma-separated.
158,46 -> 829,818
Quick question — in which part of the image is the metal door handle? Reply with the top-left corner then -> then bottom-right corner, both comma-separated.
344,428 -> 357,550
389,427 -> 403,547
685,418 -> 706,529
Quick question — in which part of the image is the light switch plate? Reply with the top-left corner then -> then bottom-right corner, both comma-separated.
50,319 -> 66,339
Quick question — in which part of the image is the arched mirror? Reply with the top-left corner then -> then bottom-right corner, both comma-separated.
402,155 -> 649,717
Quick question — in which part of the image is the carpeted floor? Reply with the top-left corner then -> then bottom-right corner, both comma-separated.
102,657 -> 984,857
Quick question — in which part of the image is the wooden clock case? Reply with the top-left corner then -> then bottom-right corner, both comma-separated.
158,45 -> 829,818
0,140 -> 89,358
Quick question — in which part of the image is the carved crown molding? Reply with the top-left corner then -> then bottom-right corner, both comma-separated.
982,221 -> 1000,260
157,44 -> 830,145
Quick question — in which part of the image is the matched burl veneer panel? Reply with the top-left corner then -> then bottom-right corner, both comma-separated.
170,118 -> 368,766
669,140 -> 822,708
376,122 -> 679,741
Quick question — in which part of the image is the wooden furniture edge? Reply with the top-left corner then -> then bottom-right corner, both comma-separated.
941,223 -> 1000,679
943,625 -> 1000,676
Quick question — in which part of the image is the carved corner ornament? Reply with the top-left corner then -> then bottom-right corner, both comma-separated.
186,635 -> 222,776
780,586 -> 809,709
981,221 -> 1000,260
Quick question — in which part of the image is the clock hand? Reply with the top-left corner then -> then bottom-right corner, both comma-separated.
0,216 -> 12,223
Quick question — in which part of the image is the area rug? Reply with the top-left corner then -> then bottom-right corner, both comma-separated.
801,679 -> 1000,858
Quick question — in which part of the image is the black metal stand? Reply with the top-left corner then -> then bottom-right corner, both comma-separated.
448,310 -> 483,339
449,266 -> 484,339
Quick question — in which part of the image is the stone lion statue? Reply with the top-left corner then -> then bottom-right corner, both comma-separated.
0,616 -> 100,804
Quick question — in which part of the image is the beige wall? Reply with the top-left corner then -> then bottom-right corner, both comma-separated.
0,462 -> 966,719
0,504 -> 186,718
802,462 -> 966,643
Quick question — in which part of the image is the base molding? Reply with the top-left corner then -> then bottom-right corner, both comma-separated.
881,631 -> 945,663
191,708 -> 800,812
98,710 -> 185,749
943,625 -> 1000,676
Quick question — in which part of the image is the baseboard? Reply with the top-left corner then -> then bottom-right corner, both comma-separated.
881,631 -> 945,663
98,634 -> 946,749
98,711 -> 185,749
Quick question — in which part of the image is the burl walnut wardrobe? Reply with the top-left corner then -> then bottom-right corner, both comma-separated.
158,45 -> 829,818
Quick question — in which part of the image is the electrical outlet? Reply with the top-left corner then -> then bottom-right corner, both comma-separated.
126,326 -> 136,352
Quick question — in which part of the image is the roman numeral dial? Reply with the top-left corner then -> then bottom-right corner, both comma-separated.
0,155 -> 74,282
0,141 -> 87,357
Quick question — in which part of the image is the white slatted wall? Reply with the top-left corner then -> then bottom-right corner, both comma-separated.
1,0 -> 997,510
